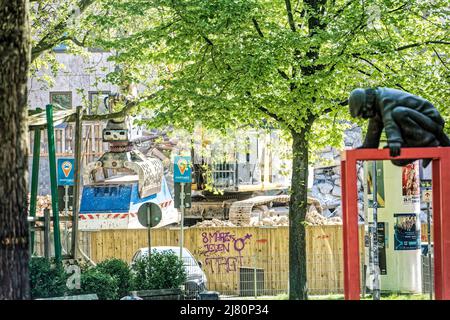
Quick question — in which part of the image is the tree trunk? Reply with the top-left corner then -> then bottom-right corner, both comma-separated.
289,128 -> 310,300
0,0 -> 31,299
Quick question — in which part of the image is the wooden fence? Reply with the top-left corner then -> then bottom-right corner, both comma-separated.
85,225 -> 365,296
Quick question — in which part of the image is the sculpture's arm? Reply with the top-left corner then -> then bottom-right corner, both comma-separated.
361,118 -> 383,148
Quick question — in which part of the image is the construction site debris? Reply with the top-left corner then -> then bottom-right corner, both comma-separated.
193,218 -> 236,227
193,195 -> 341,227
305,204 -> 342,225
28,194 -> 52,216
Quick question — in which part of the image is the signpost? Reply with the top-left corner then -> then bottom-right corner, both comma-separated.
137,202 -> 162,259
371,161 -> 381,300
421,180 -> 433,300
174,183 -> 192,209
57,158 -> 75,214
173,156 -> 192,259
57,158 -> 75,256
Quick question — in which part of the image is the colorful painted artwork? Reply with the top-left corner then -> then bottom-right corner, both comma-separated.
402,162 -> 420,204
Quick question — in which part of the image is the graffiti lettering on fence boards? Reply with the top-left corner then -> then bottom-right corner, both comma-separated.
199,231 -> 252,273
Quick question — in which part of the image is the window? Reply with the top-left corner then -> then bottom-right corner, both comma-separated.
53,43 -> 68,52
50,91 -> 72,109
49,92 -> 72,129
88,91 -> 111,115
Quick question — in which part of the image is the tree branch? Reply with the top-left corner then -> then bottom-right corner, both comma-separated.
322,99 -> 348,114
78,92 -> 158,121
330,0 -> 354,19
31,0 -> 96,61
285,0 -> 296,32
257,105 -> 296,131
388,3 -> 409,13
278,69 -> 290,80
396,40 -> 450,52
253,16 -> 296,83
352,54 -> 384,74
202,35 -> 214,46
432,47 -> 450,71
252,18 -> 264,37
252,18 -> 290,81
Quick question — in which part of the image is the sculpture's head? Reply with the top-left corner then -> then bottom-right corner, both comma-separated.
349,88 -> 375,119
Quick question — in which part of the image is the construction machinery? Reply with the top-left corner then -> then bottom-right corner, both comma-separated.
79,118 -> 178,230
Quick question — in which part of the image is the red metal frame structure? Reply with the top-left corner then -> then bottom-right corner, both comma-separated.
341,147 -> 450,300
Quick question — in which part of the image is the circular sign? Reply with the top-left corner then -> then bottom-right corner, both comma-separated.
137,202 -> 162,228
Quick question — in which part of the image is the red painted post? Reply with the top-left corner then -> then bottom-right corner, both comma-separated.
432,157 -> 442,299
341,158 -> 349,299
438,148 -> 450,299
342,151 -> 360,300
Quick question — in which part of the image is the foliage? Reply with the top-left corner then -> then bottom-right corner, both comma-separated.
95,258 -> 132,298
29,257 -> 67,299
131,250 -> 187,291
29,0 -> 450,136
29,0 -> 450,134
74,268 -> 119,300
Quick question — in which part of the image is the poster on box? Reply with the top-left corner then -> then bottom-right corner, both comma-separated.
367,161 -> 385,208
394,213 -> 420,250
402,162 -> 420,204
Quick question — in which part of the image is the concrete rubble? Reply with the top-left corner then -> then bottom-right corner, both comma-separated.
311,125 -> 365,222
28,194 -> 52,216
193,196 -> 342,227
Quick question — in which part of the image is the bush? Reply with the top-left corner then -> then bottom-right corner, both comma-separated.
131,250 -> 187,291
75,268 -> 119,300
95,258 -> 132,298
29,257 -> 67,299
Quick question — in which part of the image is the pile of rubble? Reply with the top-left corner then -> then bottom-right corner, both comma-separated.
248,204 -> 289,226
27,194 -> 52,216
311,124 -> 365,221
311,164 -> 364,220
194,218 -> 237,227
305,203 -> 342,225
193,196 -> 342,227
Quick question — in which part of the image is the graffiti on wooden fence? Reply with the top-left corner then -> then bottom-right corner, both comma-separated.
199,231 -> 252,273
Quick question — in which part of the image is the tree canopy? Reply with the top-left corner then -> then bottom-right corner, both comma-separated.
72,0 -> 449,143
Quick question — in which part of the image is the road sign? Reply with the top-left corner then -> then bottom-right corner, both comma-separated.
174,183 -> 192,208
174,156 -> 192,183
137,202 -> 162,228
422,190 -> 432,203
57,158 -> 75,186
